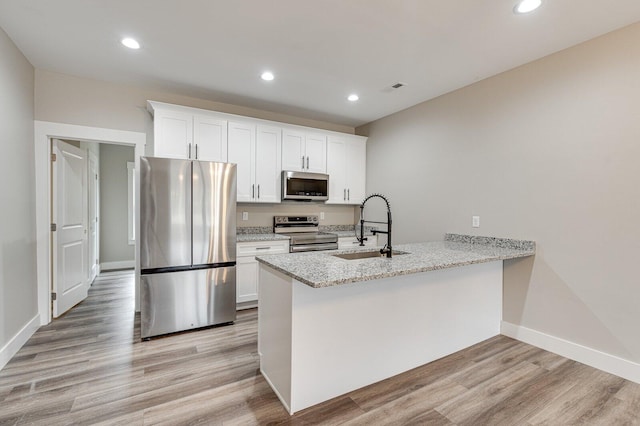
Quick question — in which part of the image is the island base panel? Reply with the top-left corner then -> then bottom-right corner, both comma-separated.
259,261 -> 503,414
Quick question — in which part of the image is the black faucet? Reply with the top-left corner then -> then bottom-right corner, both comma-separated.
358,193 -> 392,258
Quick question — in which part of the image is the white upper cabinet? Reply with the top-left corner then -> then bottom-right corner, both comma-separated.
282,129 -> 327,173
326,135 -> 367,204
153,109 -> 193,159
150,102 -> 228,162
228,121 -> 281,203
255,125 -> 282,203
147,101 -> 366,205
193,115 -> 228,162
228,121 -> 256,202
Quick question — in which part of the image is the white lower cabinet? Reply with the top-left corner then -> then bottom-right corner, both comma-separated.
236,240 -> 289,308
337,235 -> 378,250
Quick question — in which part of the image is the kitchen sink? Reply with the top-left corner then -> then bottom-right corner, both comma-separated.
331,250 -> 408,260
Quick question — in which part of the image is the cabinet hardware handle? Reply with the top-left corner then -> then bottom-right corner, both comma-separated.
257,184 -> 260,199
343,189 -> 346,201
302,156 -> 305,169
347,188 -> 350,200
306,156 -> 309,169
188,143 -> 192,159
256,246 -> 271,250
252,184 -> 255,198
195,144 -> 198,159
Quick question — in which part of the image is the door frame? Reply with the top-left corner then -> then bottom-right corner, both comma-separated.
35,121 -> 145,325
87,149 -> 99,283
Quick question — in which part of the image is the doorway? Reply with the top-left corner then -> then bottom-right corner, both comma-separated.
35,121 -> 145,325
51,138 -> 137,318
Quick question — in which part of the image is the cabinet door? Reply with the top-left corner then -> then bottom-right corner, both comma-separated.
282,129 -> 305,171
346,138 -> 366,204
228,121 -> 256,202
326,137 -> 347,204
305,133 -> 327,173
153,110 -> 192,159
193,115 -> 227,162
236,256 -> 258,303
255,125 -> 282,203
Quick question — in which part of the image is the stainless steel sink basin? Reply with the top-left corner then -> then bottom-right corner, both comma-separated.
331,250 -> 408,260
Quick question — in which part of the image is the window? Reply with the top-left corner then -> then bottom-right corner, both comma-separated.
127,161 -> 135,245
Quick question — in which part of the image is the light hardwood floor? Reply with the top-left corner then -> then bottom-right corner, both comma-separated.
1,270 -> 639,425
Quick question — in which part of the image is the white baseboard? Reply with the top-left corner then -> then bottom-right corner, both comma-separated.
0,314 -> 40,371
501,321 -> 640,384
100,260 -> 135,271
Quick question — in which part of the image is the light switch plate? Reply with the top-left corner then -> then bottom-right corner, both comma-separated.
472,216 -> 480,228
242,211 -> 249,221
320,212 -> 325,220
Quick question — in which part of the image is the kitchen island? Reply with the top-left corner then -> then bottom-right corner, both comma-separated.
256,234 -> 535,414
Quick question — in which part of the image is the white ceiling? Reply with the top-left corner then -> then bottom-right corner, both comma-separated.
1,1 -> 640,127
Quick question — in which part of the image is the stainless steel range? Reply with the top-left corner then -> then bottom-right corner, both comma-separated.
274,216 -> 338,252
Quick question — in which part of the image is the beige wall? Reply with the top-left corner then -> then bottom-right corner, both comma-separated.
359,23 -> 640,363
99,144 -> 135,264
237,203 -> 358,228
34,70 -> 354,135
0,28 -> 37,349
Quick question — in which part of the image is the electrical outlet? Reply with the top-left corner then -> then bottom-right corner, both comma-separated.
472,216 -> 480,228
320,212 -> 325,220
242,211 -> 249,221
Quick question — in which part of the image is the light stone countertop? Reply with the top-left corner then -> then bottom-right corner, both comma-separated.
255,233 -> 535,288
236,225 -> 375,242
237,233 -> 289,243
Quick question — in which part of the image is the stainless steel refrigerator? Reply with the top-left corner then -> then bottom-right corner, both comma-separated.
139,157 -> 237,339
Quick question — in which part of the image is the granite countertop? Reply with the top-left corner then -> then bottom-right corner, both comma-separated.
237,233 -> 289,242
236,224 -> 375,242
255,233 -> 535,288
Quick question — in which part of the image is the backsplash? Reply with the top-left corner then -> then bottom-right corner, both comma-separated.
236,203 -> 359,227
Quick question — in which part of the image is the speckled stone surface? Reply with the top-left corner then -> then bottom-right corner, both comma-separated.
445,233 -> 535,251
237,233 -> 289,242
237,226 -> 273,235
256,234 -> 535,288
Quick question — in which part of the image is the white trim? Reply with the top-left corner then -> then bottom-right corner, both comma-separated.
35,121 -> 146,326
101,260 -> 135,271
0,314 -> 40,371
501,321 -> 640,384
127,161 -> 135,245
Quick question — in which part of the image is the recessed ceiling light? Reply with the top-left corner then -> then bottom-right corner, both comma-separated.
514,0 -> 542,14
347,94 -> 359,102
121,37 -> 140,49
261,71 -> 275,81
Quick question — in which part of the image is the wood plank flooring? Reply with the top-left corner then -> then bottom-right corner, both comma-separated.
1,270 -> 639,425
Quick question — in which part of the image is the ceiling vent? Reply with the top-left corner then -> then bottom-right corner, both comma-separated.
391,82 -> 406,89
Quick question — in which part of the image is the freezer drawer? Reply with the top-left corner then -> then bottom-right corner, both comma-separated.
141,267 -> 236,339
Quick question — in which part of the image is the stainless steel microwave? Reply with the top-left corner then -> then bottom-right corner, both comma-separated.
282,171 -> 329,201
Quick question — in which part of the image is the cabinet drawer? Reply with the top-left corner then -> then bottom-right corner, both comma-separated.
237,241 -> 289,257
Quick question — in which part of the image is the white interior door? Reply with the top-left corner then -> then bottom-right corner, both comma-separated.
52,139 -> 88,317
88,150 -> 99,283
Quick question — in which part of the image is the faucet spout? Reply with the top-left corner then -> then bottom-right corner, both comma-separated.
358,194 -> 393,258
